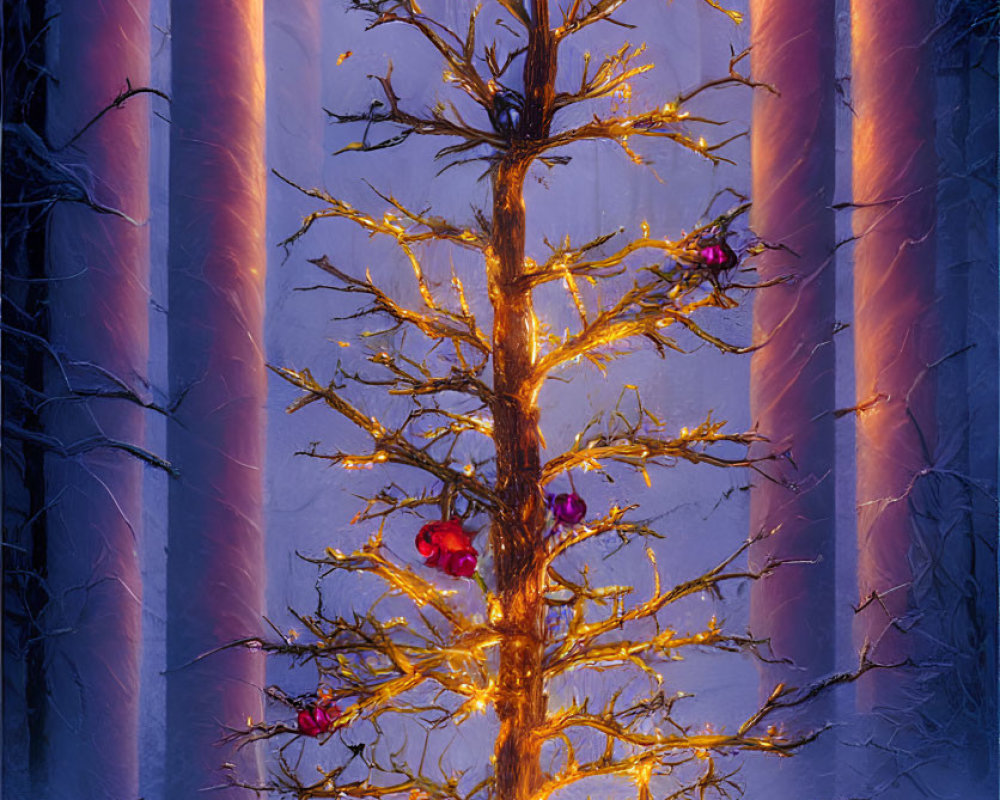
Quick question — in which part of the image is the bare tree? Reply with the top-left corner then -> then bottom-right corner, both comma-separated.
235,2 -> 875,799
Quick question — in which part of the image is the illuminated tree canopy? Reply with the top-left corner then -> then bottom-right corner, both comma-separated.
237,2 -> 879,798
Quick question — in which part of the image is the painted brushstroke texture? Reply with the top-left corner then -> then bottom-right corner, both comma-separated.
748,0 -> 838,795
166,2 -> 267,797
43,3 -> 150,798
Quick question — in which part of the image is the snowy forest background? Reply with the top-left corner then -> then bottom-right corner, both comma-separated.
2,1 -> 998,800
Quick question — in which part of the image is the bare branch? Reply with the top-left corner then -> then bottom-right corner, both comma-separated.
308,256 -> 490,357
531,275 -> 751,384
550,535 -> 779,648
3,421 -> 178,477
270,365 -> 503,511
544,618 -> 761,679
334,346 -> 494,406
275,172 -> 488,254
554,0 -> 633,39
541,419 -> 764,483
348,1 -> 494,107
56,78 -> 170,151
525,203 -> 750,288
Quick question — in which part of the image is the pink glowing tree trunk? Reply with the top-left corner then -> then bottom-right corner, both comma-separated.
851,0 -> 940,795
42,3 -> 150,798
165,2 -> 267,796
851,0 -> 936,693
748,1 -> 837,794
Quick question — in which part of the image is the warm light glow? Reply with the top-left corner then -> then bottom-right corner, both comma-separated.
257,3 -> 824,798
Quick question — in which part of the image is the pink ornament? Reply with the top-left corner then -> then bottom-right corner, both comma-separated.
550,492 -> 587,526
297,701 -> 341,737
445,550 -> 478,578
698,240 -> 737,271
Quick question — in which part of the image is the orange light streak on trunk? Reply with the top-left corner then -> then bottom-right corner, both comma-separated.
165,2 -> 267,797
851,0 -> 937,708
748,0 -> 838,670
748,0 -> 838,792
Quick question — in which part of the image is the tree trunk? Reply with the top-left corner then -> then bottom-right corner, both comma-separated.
949,16 -> 999,790
747,0 -> 837,795
490,156 -> 547,800
490,6 -> 556,798
42,3 -> 151,798
932,11 -> 998,788
165,2 -> 267,797
851,0 -> 938,795
3,6 -> 53,795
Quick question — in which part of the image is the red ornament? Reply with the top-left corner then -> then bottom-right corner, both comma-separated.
297,701 -> 341,737
415,520 -> 478,578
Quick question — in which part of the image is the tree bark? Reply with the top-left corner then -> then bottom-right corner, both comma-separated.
932,11 -> 999,789
747,0 -> 837,794
165,2 -> 267,797
42,2 -> 151,798
3,6 -> 53,795
851,0 -> 936,691
489,5 -> 556,799
490,155 -> 547,800
851,0 -> 939,795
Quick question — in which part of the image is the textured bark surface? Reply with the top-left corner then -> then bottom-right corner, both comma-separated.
42,3 -> 150,797
490,156 -> 547,800
489,5 -> 556,797
747,0 -> 837,794
851,0 -> 937,685
2,6 -> 51,795
165,2 -> 267,796
850,0 -> 940,795
748,0 -> 837,675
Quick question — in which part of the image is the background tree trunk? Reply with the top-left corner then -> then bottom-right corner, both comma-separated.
2,3 -> 52,795
864,2 -> 998,796
42,2 -> 151,798
165,2 -> 267,796
747,0 -> 838,795
850,1 -> 941,795
941,7 -> 1000,788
